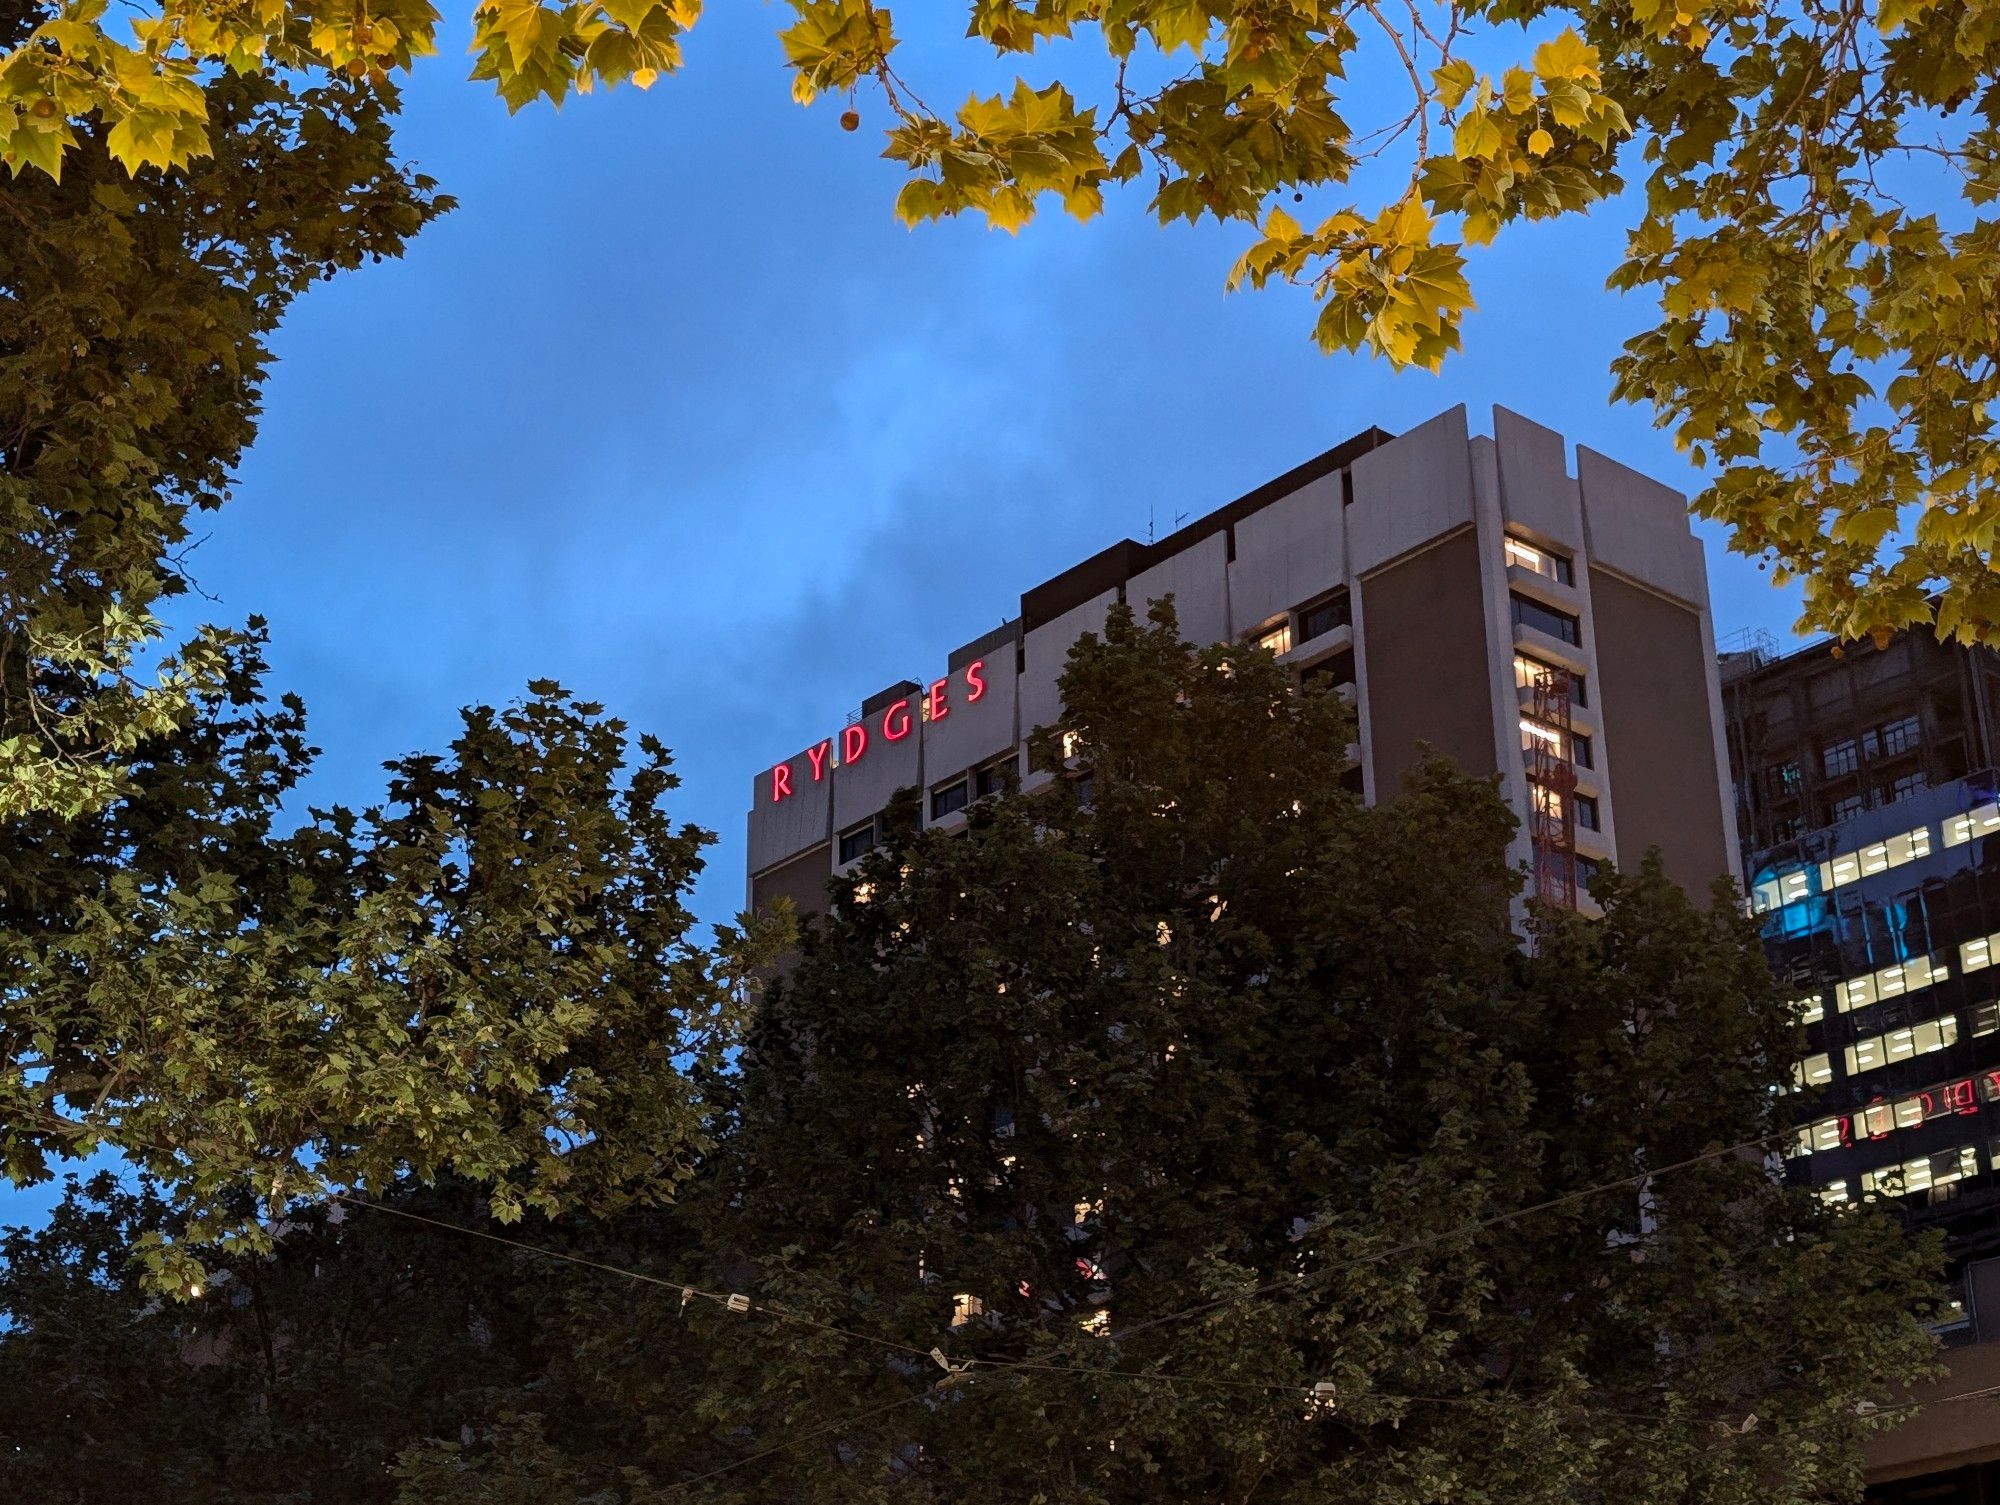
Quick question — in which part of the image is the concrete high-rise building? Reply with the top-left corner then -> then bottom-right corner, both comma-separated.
747,404 -> 1741,918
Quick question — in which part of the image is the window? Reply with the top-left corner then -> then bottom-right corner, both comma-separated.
1823,739 -> 1860,778
1297,592 -> 1350,643
1521,718 -> 1591,769
1771,761 -> 1803,795
1772,816 -> 1803,842
1533,785 -> 1600,832
1972,999 -> 2000,1038
1860,1144 -> 1980,1199
1505,535 -> 1574,585
1253,621 -> 1293,656
1843,1013 -> 1958,1077
1301,649 -> 1355,691
1792,992 -> 1826,1025
1885,772 -> 1927,805
1879,714 -> 1921,757
950,1293 -> 985,1327
1574,855 -> 1601,886
974,754 -> 1015,799
1750,866 -> 1813,914
1818,824 -> 1932,890
1831,794 -> 1867,823
1510,593 -> 1581,645
1832,951 -> 1949,1012
1514,652 -> 1587,707
1944,802 -> 2000,847
1793,1052 -> 1833,1089
931,780 -> 969,820
839,820 -> 878,864
1960,930 -> 2000,974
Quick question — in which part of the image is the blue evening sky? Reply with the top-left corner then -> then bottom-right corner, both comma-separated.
3,10 -> 1814,1227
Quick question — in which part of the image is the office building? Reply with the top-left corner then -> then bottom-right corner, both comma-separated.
1724,626 -> 2000,1491
747,404 -> 1740,920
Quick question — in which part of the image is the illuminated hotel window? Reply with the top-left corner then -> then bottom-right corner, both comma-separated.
1794,1052 -> 1833,1090
931,780 -> 970,820
1791,992 -> 1826,1025
1531,784 -> 1600,832
1818,1181 -> 1850,1207
1504,536 -> 1575,585
839,820 -> 878,864
1514,652 -> 1587,707
1859,1144 -> 1980,1199
1944,801 -> 2000,847
1297,591 -> 1351,643
1843,1014 -> 1958,1077
1510,592 -> 1581,646
1254,621 -> 1293,656
1520,718 -> 1592,769
1833,951 -> 1948,1012
1816,824 -> 1932,891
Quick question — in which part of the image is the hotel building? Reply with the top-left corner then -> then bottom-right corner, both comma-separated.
747,404 -> 1740,919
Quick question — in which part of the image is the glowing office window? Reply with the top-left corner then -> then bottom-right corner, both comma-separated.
1861,1144 -> 1980,1199
1794,1053 -> 1833,1090
1834,953 -> 1948,1013
1962,933 -> 1999,975
1844,1015 -> 1958,1077
1944,803 -> 2000,847
1791,993 -> 1826,1025
1819,825 -> 1934,891
950,1293 -> 985,1327
1819,1180 -> 1850,1206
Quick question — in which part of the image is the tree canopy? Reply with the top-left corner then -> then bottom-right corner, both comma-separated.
1,605 -> 1940,1502
0,625 -> 776,1287
5,0 -> 1997,643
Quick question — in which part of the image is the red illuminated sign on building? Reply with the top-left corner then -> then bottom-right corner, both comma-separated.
769,660 -> 989,803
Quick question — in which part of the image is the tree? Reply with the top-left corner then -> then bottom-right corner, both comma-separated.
0,625 -> 776,1287
0,1171 -> 669,1504
0,603 -> 1946,1502
696,601 -> 1939,1503
1,0 -> 446,821
6,2 -> 1996,643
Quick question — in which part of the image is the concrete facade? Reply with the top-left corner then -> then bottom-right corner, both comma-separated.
746,405 -> 1741,917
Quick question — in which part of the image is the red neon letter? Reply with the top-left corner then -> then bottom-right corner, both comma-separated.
841,723 -> 868,765
806,739 -> 831,782
1947,1077 -> 1978,1115
927,677 -> 950,724
965,659 -> 987,703
771,762 -> 793,803
882,699 -> 912,742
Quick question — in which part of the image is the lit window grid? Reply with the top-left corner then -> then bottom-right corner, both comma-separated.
1858,1143 -> 1981,1199
1944,802 -> 2000,848
1818,824 -> 1932,891
1843,1014 -> 1959,1077
1833,952 -> 1949,1012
